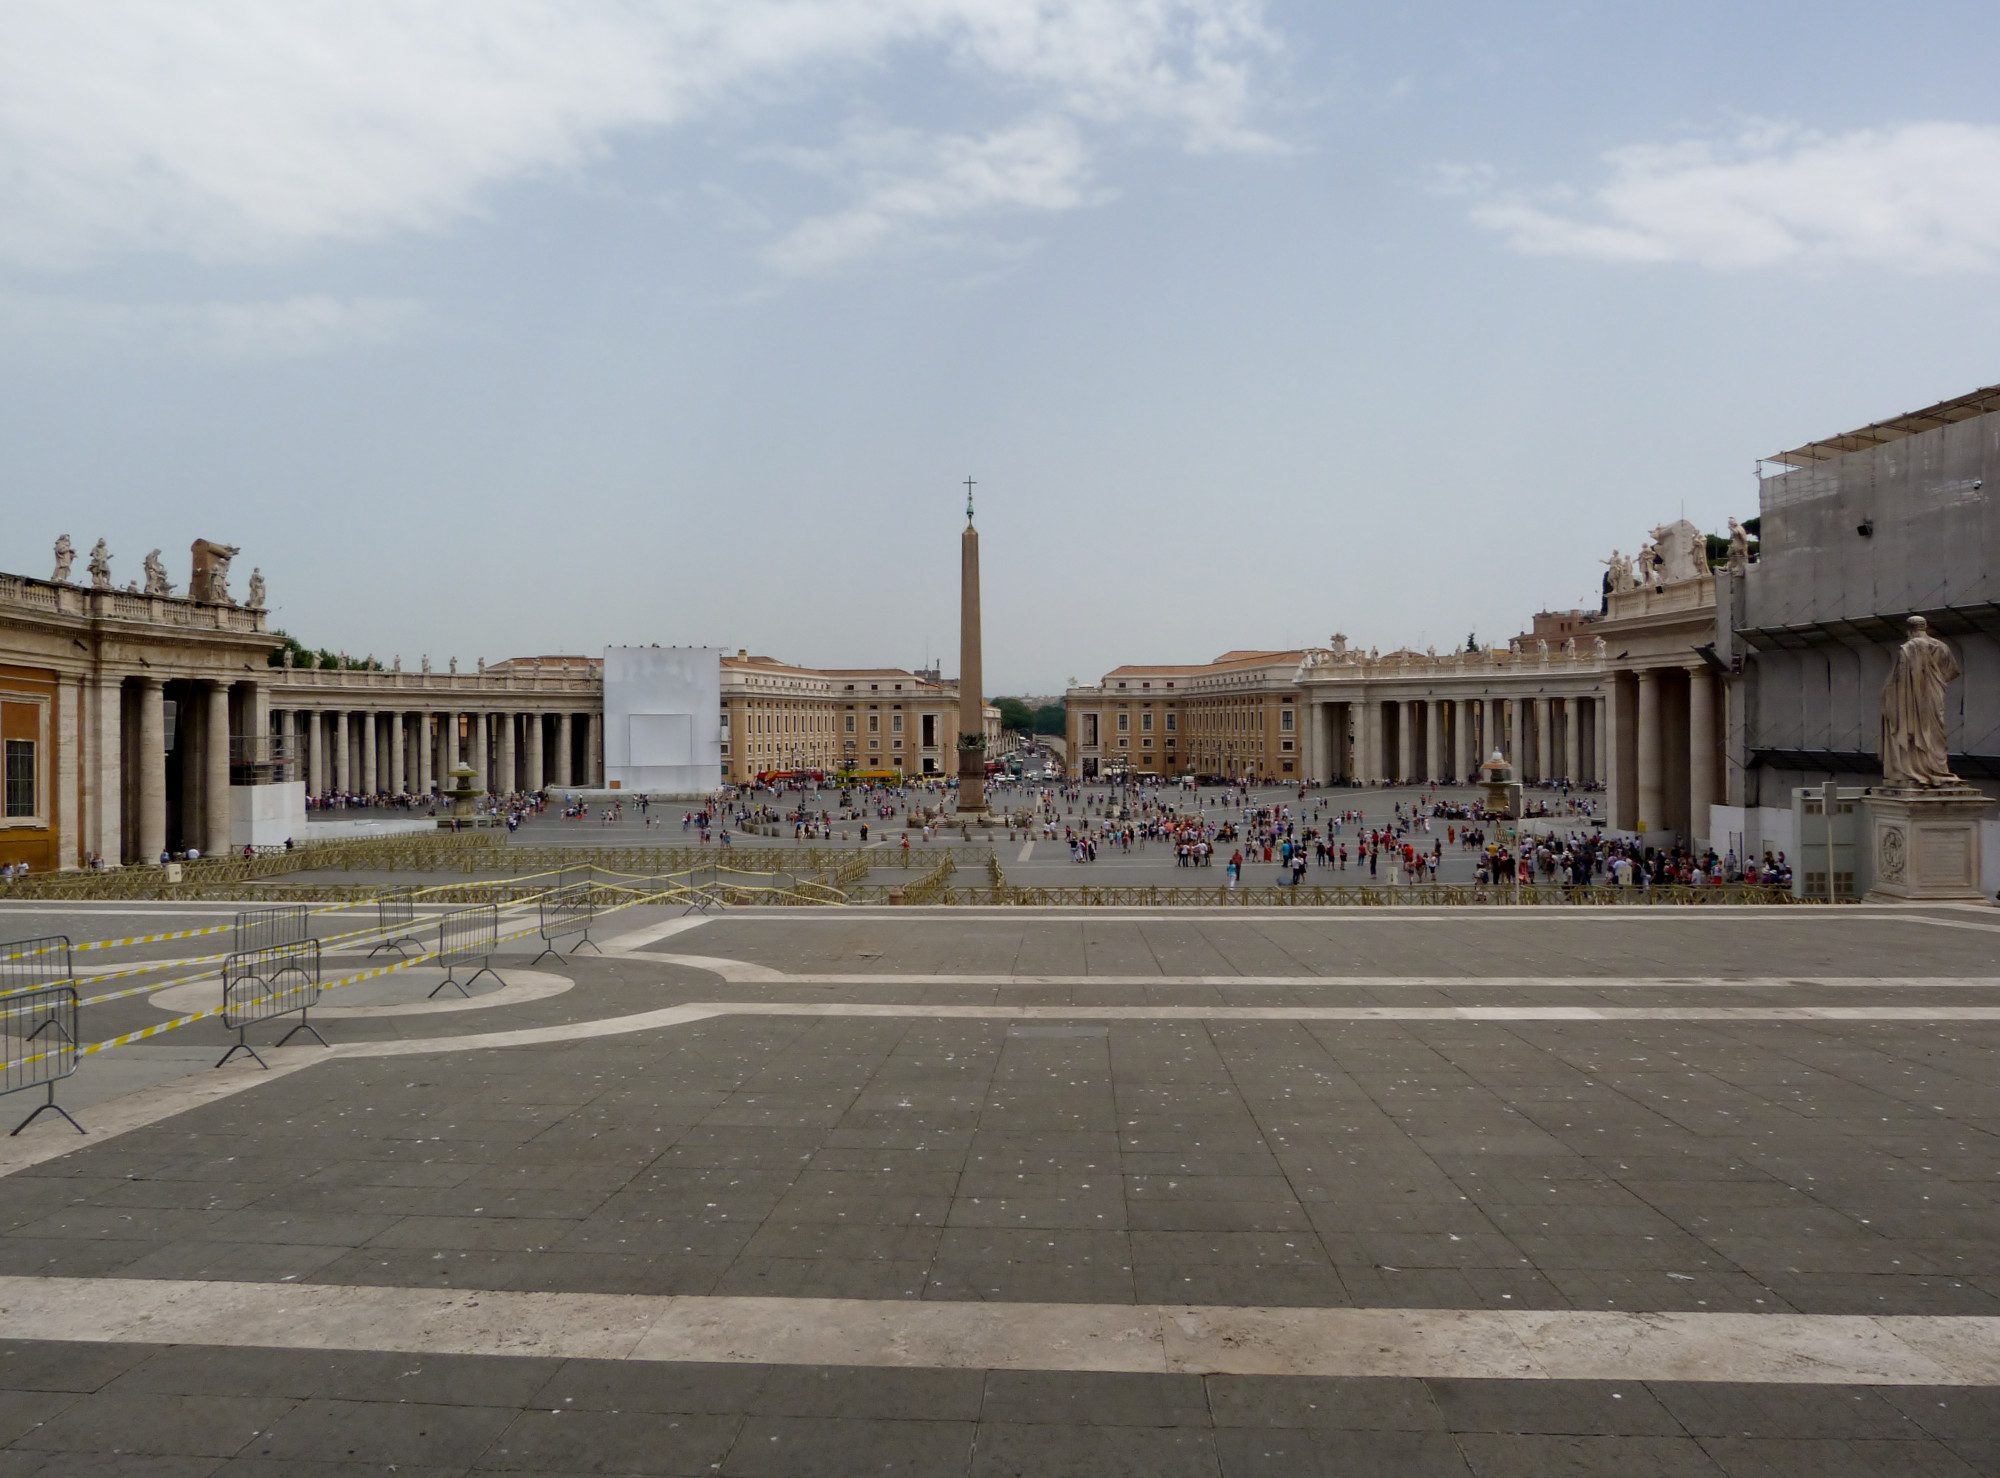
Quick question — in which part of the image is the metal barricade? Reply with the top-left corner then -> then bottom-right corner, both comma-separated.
0,937 -> 74,1044
531,883 -> 602,965
233,905 -> 309,955
219,938 -> 326,1069
2,985 -> 82,1134
369,885 -> 423,957
434,904 -> 504,998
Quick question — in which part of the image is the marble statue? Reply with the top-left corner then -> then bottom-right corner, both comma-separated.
477,657 -> 486,674
1563,636 -> 1577,659
1593,636 -> 1608,659
392,655 -> 402,672
1881,616 -> 1960,788
1426,645 -> 1437,660
246,568 -> 265,609
1601,550 -> 1634,592
1647,520 -> 1709,583
51,535 -> 74,584
1636,542 -> 1660,584
449,657 -> 458,674
142,549 -> 172,597
1726,517 -> 1750,574
87,539 -> 112,591
280,648 -> 293,668
1330,633 -> 1348,659
421,655 -> 432,674
190,539 -> 240,605
1536,638 -> 1549,662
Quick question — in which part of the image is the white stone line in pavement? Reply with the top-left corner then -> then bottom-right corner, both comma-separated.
713,906 -> 1982,921
0,1276 -> 1995,1384
648,953 -> 2000,990
599,914 -> 715,954
324,1000 -> 2000,1063
146,970 -> 576,1019
1017,841 -> 1034,862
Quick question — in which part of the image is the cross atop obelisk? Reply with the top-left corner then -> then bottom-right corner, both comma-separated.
958,476 -> 986,816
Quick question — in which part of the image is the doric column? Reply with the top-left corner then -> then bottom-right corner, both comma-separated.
1483,698 -> 1502,765
1392,703 -> 1411,783
1533,696 -> 1552,783
1423,700 -> 1442,783
470,712 -> 489,793
1637,670 -> 1665,837
137,678 -> 167,864
359,711 -> 378,797
332,711 -> 350,794
387,712 -> 405,795
1564,697 -> 1582,785
84,674 -> 121,865
586,710 -> 603,785
205,681 -> 232,853
1594,695 -> 1609,787
555,713 -> 574,787
525,712 -> 545,791
1453,699 -> 1473,782
1689,667 -> 1717,847
498,712 -> 517,796
437,711 -> 456,780
416,714 -> 433,794
54,674 -> 80,869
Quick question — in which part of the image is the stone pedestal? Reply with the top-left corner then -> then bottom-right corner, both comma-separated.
1864,788 -> 1994,902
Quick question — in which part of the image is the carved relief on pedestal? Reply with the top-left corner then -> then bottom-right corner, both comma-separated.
1877,825 -> 1907,881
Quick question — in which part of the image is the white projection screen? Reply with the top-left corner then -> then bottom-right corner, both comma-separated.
601,646 -> 722,795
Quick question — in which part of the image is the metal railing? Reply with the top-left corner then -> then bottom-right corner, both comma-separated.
233,905 -> 309,955
0,935 -> 72,999
369,886 -> 423,957
219,939 -> 327,1068
532,882 -> 603,965
230,733 -> 299,785
2,985 -> 81,1135
434,904 -> 504,998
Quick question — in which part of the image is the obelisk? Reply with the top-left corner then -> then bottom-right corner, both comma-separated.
957,478 -> 986,816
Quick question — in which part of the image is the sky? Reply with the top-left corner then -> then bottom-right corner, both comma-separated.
3,1 -> 1999,695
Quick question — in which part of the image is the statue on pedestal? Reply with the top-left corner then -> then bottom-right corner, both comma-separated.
1593,636 -> 1608,659
1726,517 -> 1751,574
421,655 -> 432,674
51,535 -> 75,584
1536,638 -> 1549,663
280,648 -> 293,668
143,550 -> 173,596
87,540 -> 112,590
1881,616 -> 1960,788
449,657 -> 458,674
246,568 -> 266,609
1601,550 -> 1635,593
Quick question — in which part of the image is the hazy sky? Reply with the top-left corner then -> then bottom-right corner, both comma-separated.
4,2 -> 1998,694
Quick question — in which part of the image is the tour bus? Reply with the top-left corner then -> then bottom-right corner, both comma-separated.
834,767 -> 904,787
754,768 -> 826,787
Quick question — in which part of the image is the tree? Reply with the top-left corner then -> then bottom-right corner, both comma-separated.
1464,632 -> 1479,653
994,697 -> 1037,733
1033,703 -> 1065,735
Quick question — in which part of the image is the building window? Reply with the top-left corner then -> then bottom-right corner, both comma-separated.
1117,712 -> 1129,732
1141,712 -> 1153,732
720,743 -> 730,755
868,714 -> 879,733
4,739 -> 34,818
869,738 -> 880,749
845,714 -> 855,733
1164,713 -> 1176,732
891,714 -> 903,733
1281,709 -> 1294,732
922,714 -> 936,747
1281,740 -> 1294,752
1084,714 -> 1099,745
1118,737 -> 1128,748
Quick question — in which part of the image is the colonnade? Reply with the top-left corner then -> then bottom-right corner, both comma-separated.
273,708 -> 602,798
92,674 -> 268,863
1608,664 -> 1723,843
1313,692 -> 1608,787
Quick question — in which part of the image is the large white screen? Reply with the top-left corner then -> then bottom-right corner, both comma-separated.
601,645 -> 722,795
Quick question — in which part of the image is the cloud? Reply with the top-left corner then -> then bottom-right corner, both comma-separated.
1466,122 -> 2000,273
766,117 -> 1096,275
0,0 -> 1274,271
0,294 -> 425,359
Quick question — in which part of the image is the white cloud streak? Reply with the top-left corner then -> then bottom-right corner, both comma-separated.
1469,122 -> 2000,273
0,0 -> 1274,271
0,294 -> 425,360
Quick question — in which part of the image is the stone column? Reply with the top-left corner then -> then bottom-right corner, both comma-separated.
525,712 -> 545,791
1392,703 -> 1411,783
958,512 -> 986,813
498,713 -> 517,796
1483,698 -> 1502,765
470,712 -> 489,793
416,714 -> 433,794
54,675 -> 80,869
1564,697 -> 1582,785
84,675 -> 122,865
1423,700 -> 1442,783
1454,699 -> 1475,782
437,711 -> 456,780
387,713 -> 405,795
1689,667 -> 1717,847
359,711 -> 378,797
137,678 -> 167,864
1533,696 -> 1552,783
555,713 -> 574,787
586,710 -> 603,786
332,712 -> 350,794
204,682 -> 231,853
1594,695 -> 1609,787
1637,670 -> 1665,837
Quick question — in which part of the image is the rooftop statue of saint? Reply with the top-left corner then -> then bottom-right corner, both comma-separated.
51,535 -> 74,584
87,539 -> 113,591
190,539 -> 240,605
246,568 -> 266,609
1726,517 -> 1751,574
143,550 -> 173,597
1881,616 -> 1961,789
